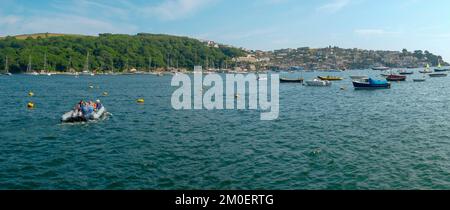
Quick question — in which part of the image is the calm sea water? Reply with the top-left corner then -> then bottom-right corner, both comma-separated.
1,70 -> 450,190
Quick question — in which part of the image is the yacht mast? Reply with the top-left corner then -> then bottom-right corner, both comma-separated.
43,53 -> 47,72
27,55 -> 32,73
68,56 -> 72,73
84,51 -> 89,72
167,54 -> 171,69
110,58 -> 114,73
4,56 -> 8,73
148,56 -> 152,72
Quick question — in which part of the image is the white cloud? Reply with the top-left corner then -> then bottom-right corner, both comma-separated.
0,15 -> 21,25
22,15 -> 137,35
317,0 -> 351,13
50,0 -> 131,20
0,14 -> 137,36
0,0 -> 141,36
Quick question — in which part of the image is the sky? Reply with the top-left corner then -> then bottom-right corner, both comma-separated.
1,0 -> 450,60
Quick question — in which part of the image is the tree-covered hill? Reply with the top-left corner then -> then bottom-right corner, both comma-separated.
0,33 -> 246,73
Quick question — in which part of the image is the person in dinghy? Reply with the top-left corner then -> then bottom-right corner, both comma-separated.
61,100 -> 106,123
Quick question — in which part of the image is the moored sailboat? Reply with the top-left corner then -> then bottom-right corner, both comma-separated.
3,56 -> 12,76
434,61 -> 449,72
25,55 -> 39,75
419,64 -> 433,74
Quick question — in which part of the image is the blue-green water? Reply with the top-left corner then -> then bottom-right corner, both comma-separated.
1,70 -> 450,190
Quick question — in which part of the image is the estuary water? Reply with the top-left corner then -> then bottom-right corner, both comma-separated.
1,70 -> 450,189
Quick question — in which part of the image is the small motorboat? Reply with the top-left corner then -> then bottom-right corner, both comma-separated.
372,66 -> 390,71
413,78 -> 426,82
305,79 -> 332,86
399,70 -> 414,75
419,69 -> 432,74
386,74 -> 407,81
429,73 -> 447,78
350,75 -> 368,80
280,77 -> 304,83
352,78 -> 391,89
317,76 -> 343,81
61,102 -> 106,123
25,71 -> 39,76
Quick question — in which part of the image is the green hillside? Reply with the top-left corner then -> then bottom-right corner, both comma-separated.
0,33 -> 246,73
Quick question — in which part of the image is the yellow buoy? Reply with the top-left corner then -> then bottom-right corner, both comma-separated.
28,91 -> 34,97
137,98 -> 145,104
27,102 -> 35,109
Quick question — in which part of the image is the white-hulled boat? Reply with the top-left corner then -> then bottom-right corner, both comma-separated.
61,103 -> 106,123
372,66 -> 390,71
305,79 -> 332,86
3,56 -> 12,76
350,75 -> 368,80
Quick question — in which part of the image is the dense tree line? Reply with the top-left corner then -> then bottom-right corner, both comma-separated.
0,33 -> 246,73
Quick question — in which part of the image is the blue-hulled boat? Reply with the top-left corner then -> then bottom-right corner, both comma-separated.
353,78 -> 391,89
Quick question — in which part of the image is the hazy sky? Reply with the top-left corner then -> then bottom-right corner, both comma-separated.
1,0 -> 450,60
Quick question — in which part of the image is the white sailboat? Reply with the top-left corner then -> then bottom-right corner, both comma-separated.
81,51 -> 94,76
110,58 -> 115,75
26,55 -> 38,75
3,56 -> 12,75
434,60 -> 450,72
41,52 -> 52,76
68,56 -> 78,76
419,63 -> 432,74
